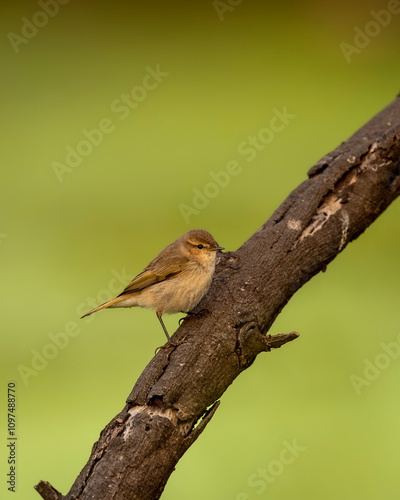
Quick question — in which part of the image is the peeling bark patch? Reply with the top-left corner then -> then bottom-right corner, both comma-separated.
122,406 -> 145,441
338,210 -> 350,251
299,196 -> 343,242
122,406 -> 178,442
360,142 -> 380,172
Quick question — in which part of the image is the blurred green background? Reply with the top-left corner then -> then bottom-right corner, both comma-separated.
1,0 -> 400,498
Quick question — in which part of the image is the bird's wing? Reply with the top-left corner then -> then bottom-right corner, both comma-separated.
118,255 -> 190,295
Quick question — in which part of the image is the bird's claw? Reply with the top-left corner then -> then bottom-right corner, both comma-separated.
179,309 -> 210,325
154,336 -> 187,354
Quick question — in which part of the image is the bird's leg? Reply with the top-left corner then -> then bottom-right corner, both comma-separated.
155,311 -> 186,353
156,310 -> 172,343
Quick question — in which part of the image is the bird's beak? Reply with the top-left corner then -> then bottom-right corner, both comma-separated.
210,246 -> 224,251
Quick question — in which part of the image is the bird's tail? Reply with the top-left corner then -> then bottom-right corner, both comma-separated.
80,295 -> 127,319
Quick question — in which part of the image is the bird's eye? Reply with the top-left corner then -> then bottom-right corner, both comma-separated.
197,244 -> 203,249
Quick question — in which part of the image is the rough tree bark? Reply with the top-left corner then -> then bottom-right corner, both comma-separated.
36,95 -> 400,500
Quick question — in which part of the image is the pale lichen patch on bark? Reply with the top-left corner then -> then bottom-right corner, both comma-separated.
287,219 -> 302,231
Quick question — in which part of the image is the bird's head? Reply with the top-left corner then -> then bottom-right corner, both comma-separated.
180,229 -> 224,267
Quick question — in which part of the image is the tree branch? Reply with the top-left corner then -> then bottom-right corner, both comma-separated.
36,95 -> 400,499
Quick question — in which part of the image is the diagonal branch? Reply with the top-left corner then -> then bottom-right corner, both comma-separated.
36,95 -> 400,500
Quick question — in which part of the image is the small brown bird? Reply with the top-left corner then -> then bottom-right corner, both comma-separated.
81,229 -> 223,343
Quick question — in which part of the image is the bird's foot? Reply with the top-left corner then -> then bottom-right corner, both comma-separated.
154,337 -> 187,354
178,309 -> 210,326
